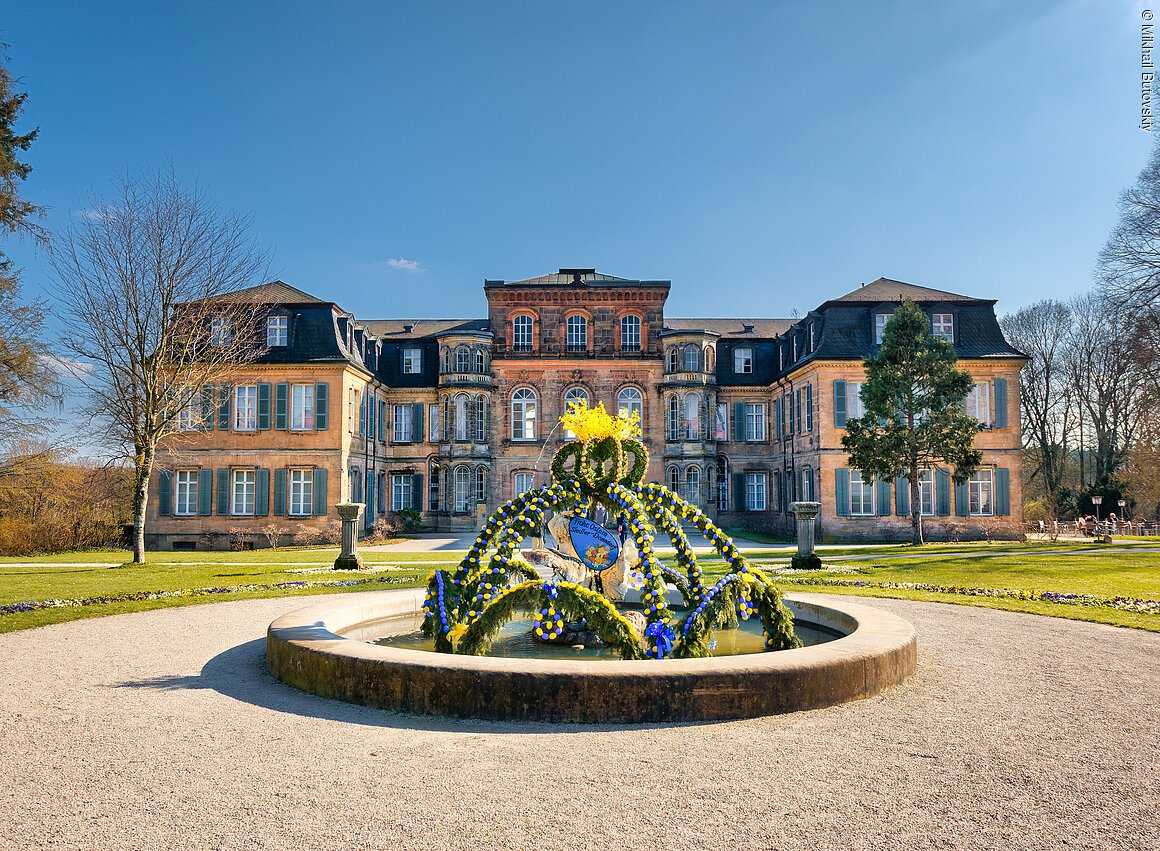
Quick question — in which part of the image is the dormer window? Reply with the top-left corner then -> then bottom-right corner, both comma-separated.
874,313 -> 892,344
733,347 -> 753,374
266,315 -> 288,347
210,317 -> 231,346
402,347 -> 422,374
792,336 -> 798,361
809,322 -> 816,350
512,315 -> 533,352
932,313 -> 954,342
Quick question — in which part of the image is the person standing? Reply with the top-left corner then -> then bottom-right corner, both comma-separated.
617,512 -> 628,545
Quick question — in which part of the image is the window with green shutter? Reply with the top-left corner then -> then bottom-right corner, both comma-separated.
314,382 -> 329,429
833,380 -> 847,428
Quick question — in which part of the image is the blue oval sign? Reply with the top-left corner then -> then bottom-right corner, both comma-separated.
569,516 -> 620,573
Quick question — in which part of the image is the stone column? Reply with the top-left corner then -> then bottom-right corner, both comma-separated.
333,503 -> 365,570
790,501 -> 822,570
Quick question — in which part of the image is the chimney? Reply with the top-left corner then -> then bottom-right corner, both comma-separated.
403,323 -> 413,333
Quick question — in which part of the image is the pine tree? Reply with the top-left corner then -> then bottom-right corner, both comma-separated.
841,298 -> 983,545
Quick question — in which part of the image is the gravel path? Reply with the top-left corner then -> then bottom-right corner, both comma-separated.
1,595 -> 1157,851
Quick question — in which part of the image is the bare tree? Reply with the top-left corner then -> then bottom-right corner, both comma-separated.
1065,293 -> 1149,485
49,170 -> 269,563
1098,133 -> 1160,327
1000,300 -> 1074,507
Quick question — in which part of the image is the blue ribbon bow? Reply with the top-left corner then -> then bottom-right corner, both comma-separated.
644,620 -> 677,658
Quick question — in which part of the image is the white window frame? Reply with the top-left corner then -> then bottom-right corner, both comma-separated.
234,385 -> 257,431
745,472 -> 767,511
514,471 -> 535,497
932,313 -> 954,342
566,315 -> 587,352
210,317 -> 231,346
874,313 -> 891,345
620,314 -> 641,352
847,381 -> 865,420
453,466 -> 471,512
684,394 -> 701,440
617,387 -> 643,426
232,469 -> 256,516
289,469 -> 313,516
267,315 -> 288,347
801,467 -> 814,501
849,470 -> 875,516
685,466 -> 700,504
967,382 -> 991,426
744,402 -> 765,442
393,404 -> 413,443
919,469 -> 935,516
733,347 -> 753,374
511,388 -> 537,441
969,469 -> 994,516
402,347 -> 422,374
391,474 -> 412,512
683,346 -> 700,373
512,315 -> 533,352
290,384 -> 315,431
454,394 -> 469,442
174,470 -> 198,516
176,393 -> 199,431
563,387 -> 590,440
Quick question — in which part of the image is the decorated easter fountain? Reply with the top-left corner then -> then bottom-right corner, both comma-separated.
267,402 -> 917,722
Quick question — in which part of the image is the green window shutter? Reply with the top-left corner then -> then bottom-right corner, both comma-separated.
217,469 -> 230,515
200,385 -> 216,430
834,380 -> 847,428
413,403 -> 424,442
733,472 -> 746,511
805,384 -> 813,431
795,389 -> 802,434
273,468 -> 287,516
936,468 -> 951,516
198,469 -> 212,516
314,382 -> 328,429
994,379 -> 1008,428
255,467 -> 269,516
358,393 -> 366,435
159,470 -> 172,516
217,384 -> 231,430
877,477 -> 892,516
794,469 -> 802,503
366,474 -> 375,523
895,474 -> 909,516
835,468 -> 849,516
733,402 -> 745,442
274,383 -> 288,430
954,476 -> 970,516
774,397 -> 783,439
257,383 -> 271,430
996,468 -> 1010,516
312,467 -> 328,517
378,400 -> 387,442
411,474 -> 424,511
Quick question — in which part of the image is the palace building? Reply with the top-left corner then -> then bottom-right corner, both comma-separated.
146,269 -> 1027,549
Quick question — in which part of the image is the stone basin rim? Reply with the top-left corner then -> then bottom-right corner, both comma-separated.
266,589 -> 917,721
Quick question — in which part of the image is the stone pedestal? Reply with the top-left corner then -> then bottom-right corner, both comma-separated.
790,501 -> 822,570
333,503 -> 365,570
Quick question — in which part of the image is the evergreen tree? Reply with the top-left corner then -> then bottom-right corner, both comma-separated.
841,298 -> 983,545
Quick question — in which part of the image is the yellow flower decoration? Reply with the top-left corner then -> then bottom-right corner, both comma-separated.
560,400 -> 642,441
447,622 -> 469,650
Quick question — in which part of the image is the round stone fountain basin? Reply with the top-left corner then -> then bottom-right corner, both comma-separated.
266,589 -> 917,723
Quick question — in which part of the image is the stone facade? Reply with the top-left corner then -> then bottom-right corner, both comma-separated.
146,271 -> 1027,549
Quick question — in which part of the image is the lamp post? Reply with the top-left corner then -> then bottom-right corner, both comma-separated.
1091,495 -> 1102,523
1118,498 -> 1127,522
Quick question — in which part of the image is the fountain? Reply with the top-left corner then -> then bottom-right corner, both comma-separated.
267,403 -> 917,722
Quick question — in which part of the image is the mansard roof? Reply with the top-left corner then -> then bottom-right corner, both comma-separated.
362,319 -> 490,339
826,277 -> 979,305
485,268 -> 670,288
663,318 -> 794,338
219,280 -> 328,304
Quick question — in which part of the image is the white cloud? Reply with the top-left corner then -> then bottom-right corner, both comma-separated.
40,354 -> 93,379
386,257 -> 423,272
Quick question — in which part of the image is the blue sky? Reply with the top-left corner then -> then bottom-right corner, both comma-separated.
2,0 -> 1152,321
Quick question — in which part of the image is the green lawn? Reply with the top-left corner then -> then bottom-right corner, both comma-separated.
0,540 -> 1157,636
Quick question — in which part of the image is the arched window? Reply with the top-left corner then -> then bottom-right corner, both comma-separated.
453,466 -> 471,512
511,387 -> 537,440
684,345 -> 701,372
705,346 -> 715,373
562,387 -> 590,440
473,394 -> 488,442
454,394 -> 469,441
512,315 -> 533,352
620,314 -> 641,352
716,457 -> 729,511
428,459 -> 441,512
684,393 -> 701,440
455,346 -> 471,373
667,347 -> 679,374
566,315 -> 587,352
668,466 -> 680,494
617,386 -> 643,427
666,394 -> 682,441
686,466 -> 700,504
474,348 -> 487,374
474,465 -> 488,503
